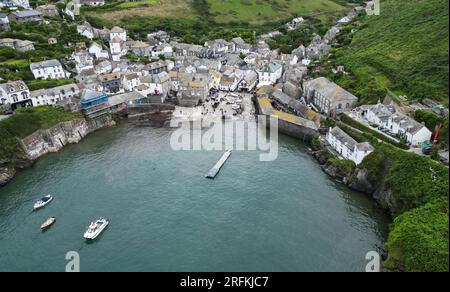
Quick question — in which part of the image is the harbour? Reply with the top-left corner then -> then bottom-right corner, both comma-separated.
0,122 -> 390,272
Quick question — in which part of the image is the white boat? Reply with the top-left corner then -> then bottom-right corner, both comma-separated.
83,218 -> 109,240
40,217 -> 56,230
33,195 -> 53,210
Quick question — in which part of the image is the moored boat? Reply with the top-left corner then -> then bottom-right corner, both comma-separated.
83,218 -> 109,240
40,217 -> 56,230
33,195 -> 53,210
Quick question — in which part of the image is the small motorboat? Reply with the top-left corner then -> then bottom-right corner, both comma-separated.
83,218 -> 109,240
40,217 -> 56,230
33,195 -> 53,210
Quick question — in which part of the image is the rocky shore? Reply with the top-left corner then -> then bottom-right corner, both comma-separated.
0,115 -> 115,187
310,138 -> 396,214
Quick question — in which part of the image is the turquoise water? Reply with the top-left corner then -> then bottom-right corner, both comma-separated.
0,122 -> 389,271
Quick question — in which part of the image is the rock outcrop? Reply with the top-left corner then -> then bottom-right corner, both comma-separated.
0,167 -> 15,187
0,115 -> 116,187
19,116 -> 115,160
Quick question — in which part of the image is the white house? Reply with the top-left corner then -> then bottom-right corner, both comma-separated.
231,37 -> 251,54
140,71 -> 170,97
239,70 -> 258,92
0,80 -> 32,109
88,42 -> 109,59
77,23 -> 94,39
109,36 -> 127,61
94,60 -> 112,74
150,43 -> 173,58
219,68 -> 243,92
386,113 -> 432,145
30,83 -> 80,106
326,126 -> 374,165
362,103 -> 394,127
73,51 -> 94,74
30,59 -> 69,80
122,73 -> 141,92
257,62 -> 283,87
109,26 -> 127,42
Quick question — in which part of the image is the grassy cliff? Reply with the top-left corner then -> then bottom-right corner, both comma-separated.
0,106 -> 83,162
334,0 -> 449,105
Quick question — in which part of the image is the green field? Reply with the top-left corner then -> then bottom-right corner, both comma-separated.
208,0 -> 344,24
85,0 -> 347,25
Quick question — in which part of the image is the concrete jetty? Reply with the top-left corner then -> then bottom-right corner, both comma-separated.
206,150 -> 232,179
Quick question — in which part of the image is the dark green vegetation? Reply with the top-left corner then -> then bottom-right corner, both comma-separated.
0,106 -> 82,161
327,0 -> 449,105
339,121 -> 449,272
0,20 -> 89,89
266,17 -> 331,54
314,111 -> 449,272
414,110 -> 449,149
384,197 -> 449,272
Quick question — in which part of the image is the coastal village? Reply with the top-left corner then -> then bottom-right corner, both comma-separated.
0,0 -> 448,173
0,0 -> 449,274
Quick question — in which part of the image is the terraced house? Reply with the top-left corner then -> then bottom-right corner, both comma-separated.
30,84 -> 80,106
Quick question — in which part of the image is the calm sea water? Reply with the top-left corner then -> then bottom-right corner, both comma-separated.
0,122 -> 389,272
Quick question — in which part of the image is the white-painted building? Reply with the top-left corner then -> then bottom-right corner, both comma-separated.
239,70 -> 258,92
0,80 -> 32,109
109,26 -> 127,42
73,51 -> 94,74
122,73 -> 141,92
77,23 -> 94,39
362,103 -> 394,127
386,113 -> 432,145
257,62 -> 283,87
109,37 -> 127,61
326,126 -> 374,165
94,60 -> 112,75
30,84 -> 80,106
150,43 -> 173,58
30,59 -> 69,80
88,42 -> 109,59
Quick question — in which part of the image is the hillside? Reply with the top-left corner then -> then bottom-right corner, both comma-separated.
334,0 -> 449,105
83,0 -> 351,44
84,0 -> 346,25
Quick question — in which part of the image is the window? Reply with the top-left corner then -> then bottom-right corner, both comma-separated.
346,103 -> 350,108
21,92 -> 28,100
12,94 -> 18,102
338,104 -> 342,109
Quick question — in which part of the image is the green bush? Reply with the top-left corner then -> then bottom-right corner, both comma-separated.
384,197 -> 449,272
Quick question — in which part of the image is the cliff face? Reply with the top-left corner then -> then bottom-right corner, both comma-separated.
19,116 -> 115,160
0,115 -> 115,187
311,139 -> 397,215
